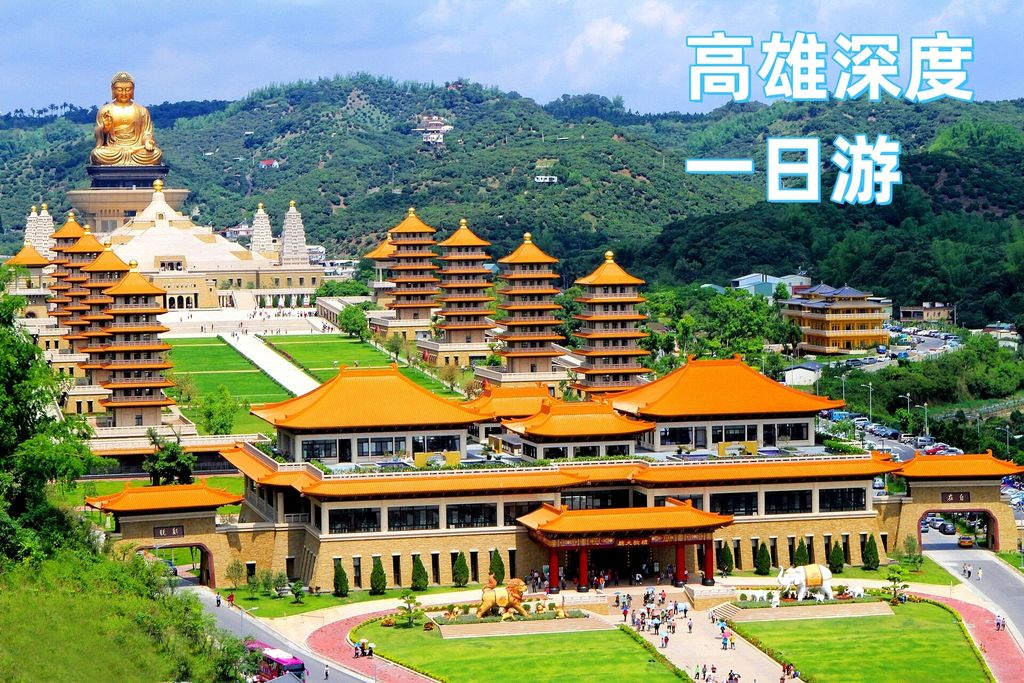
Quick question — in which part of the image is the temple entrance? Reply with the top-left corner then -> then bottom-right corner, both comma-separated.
580,547 -> 651,587
137,542 -> 217,587
918,509 -> 998,551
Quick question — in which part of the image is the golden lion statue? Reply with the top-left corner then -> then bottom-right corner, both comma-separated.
477,577 -> 529,619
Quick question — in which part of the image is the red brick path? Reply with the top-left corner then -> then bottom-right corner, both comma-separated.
912,593 -> 1024,682
307,609 -> 434,683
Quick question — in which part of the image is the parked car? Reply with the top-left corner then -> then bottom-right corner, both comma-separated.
847,358 -> 865,367
924,443 -> 951,455
920,523 -> 929,533
862,357 -> 878,365
940,522 -> 956,535
930,518 -> 945,529
899,433 -> 916,444
958,536 -> 975,548
914,436 -> 936,448
873,477 -> 886,490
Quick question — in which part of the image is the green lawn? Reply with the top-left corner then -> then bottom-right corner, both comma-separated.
231,584 -> 482,619
731,557 -> 959,586
996,552 -> 1024,573
352,620 -> 684,683
735,602 -> 987,683
166,337 -> 289,434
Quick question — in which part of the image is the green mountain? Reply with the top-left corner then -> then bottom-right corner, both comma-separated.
1,74 -> 1022,327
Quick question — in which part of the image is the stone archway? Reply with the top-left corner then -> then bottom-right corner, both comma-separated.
915,507 -> 1001,550
137,542 -> 219,588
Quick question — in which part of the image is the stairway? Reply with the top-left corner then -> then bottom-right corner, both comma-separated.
711,602 -> 742,621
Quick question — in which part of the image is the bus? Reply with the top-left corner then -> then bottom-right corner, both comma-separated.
246,640 -> 305,681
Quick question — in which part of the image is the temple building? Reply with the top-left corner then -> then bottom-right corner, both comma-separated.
368,208 -> 440,341
499,400 -> 654,459
609,356 -> 843,453
571,251 -> 650,396
364,234 -> 398,308
780,284 -> 888,354
23,204 -> 56,258
417,218 -> 495,367
4,242 -> 51,319
475,232 -> 568,392
462,382 -> 554,441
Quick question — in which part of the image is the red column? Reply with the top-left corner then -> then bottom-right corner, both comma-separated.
702,539 -> 715,585
577,547 -> 589,591
675,543 -> 686,586
548,548 -> 560,593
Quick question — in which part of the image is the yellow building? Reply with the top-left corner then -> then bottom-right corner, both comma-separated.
368,208 -> 440,341
4,243 -> 51,319
780,284 -> 888,354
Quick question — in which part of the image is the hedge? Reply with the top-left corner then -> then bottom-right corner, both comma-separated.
616,625 -> 692,680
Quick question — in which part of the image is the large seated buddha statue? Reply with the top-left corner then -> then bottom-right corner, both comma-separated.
90,72 -> 163,166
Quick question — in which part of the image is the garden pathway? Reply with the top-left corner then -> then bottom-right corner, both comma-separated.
223,332 -> 319,395
308,609 -> 434,683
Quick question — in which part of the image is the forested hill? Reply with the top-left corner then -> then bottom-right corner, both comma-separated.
1,74 -> 1023,327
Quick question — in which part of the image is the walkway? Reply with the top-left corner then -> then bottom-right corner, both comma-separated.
308,610 -> 433,683
223,332 -> 320,395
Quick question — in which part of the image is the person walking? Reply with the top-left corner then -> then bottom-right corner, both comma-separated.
995,615 -> 1002,631
967,564 -> 972,579
688,618 -> 694,633
978,567 -> 983,581
729,633 -> 736,650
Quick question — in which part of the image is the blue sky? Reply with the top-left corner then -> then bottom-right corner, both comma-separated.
1,0 -> 1021,113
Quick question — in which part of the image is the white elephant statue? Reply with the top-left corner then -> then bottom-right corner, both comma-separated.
777,564 -> 834,601
846,584 -> 865,598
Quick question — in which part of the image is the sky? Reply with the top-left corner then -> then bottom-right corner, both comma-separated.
1,0 -> 1022,114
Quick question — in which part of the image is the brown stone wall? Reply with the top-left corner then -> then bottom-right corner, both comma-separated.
892,483 -> 1017,552
724,514 -> 888,569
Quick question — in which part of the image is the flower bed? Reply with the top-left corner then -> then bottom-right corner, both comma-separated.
431,609 -> 586,625
733,596 -> 880,609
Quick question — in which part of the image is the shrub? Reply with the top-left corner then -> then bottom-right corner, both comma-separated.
738,593 -> 748,601
423,621 -> 435,631
452,551 -> 469,587
225,559 -> 245,589
380,617 -> 395,627
462,604 -> 471,615
755,542 -> 772,575
369,557 -> 387,595
290,580 -> 305,604
257,568 -> 274,595
411,555 -> 428,591
794,538 -> 809,567
489,549 -> 506,585
272,571 -> 288,593
333,561 -> 349,597
862,534 -> 880,570
522,602 -> 532,612
834,584 -> 847,595
828,542 -> 846,574
717,543 -> 734,576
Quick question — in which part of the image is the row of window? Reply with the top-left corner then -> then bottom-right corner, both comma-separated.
327,502 -> 524,533
299,435 -> 462,461
708,488 -> 866,516
659,422 -> 811,447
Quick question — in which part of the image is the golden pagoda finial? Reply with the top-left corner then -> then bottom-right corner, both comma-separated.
41,203 -> 48,211
289,199 -> 296,208
31,205 -> 37,213
459,218 -> 467,228
523,232 -> 532,244
129,259 -> 139,271
83,224 -> 92,235
153,179 -> 164,193
604,250 -> 614,262
67,211 -> 75,220
257,202 -> 264,210
102,239 -> 112,251
407,207 -> 416,216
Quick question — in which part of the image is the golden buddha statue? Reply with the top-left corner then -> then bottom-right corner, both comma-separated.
91,72 -> 163,166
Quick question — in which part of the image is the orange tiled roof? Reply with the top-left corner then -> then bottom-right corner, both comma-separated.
5,244 -> 50,267
82,248 -> 131,272
518,499 -> 732,534
51,213 -> 84,240
85,481 -> 242,512
576,251 -> 644,287
438,219 -> 491,248
103,269 -> 165,296
610,356 -> 844,418
895,452 -> 1024,479
365,238 -> 397,260
304,469 -> 588,497
503,400 -> 655,439
63,231 -> 106,254
632,455 -> 901,485
498,232 -> 558,265
462,383 -> 554,420
389,207 -> 437,234
251,364 -> 482,430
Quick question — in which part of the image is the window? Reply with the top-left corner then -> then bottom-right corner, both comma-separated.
842,533 -> 851,563
447,503 -> 497,529
504,501 -> 545,526
819,487 -> 866,512
788,536 -> 796,565
695,427 -> 707,448
711,426 -> 723,444
470,551 -> 479,583
606,444 -> 629,456
301,439 -> 337,460
328,508 -> 380,534
431,553 -> 440,584
654,494 -> 703,510
508,549 -> 516,579
880,533 -> 888,553
776,422 -> 809,442
632,490 -> 648,508
574,445 -> 599,458
246,562 -> 256,578
338,439 -> 352,463
388,506 -> 440,531
353,557 -> 362,588
312,504 -> 322,530
544,446 -> 568,459
724,425 -> 746,442
747,424 -> 758,441
710,492 -> 758,516
733,539 -> 743,570
392,555 -> 401,587
805,536 -> 816,563
764,490 -> 812,515
660,427 -> 692,446
769,538 -> 778,567
561,489 -> 630,510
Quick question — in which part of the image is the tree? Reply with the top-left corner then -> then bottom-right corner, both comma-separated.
452,551 -> 469,587
226,559 -> 246,589
311,279 -> 370,304
862,534 -> 880,570
754,541 -> 772,575
886,565 -> 910,603
901,534 -> 924,571
257,568 -> 274,595
411,555 -> 428,591
489,549 -> 506,585
338,305 -> 370,341
369,556 -> 387,595
333,561 -> 350,597
717,543 -> 734,576
437,363 -> 461,391
384,333 -> 404,362
397,590 -> 423,627
166,370 -> 197,405
290,580 -> 305,604
143,428 -> 196,485
197,384 -> 249,435
794,538 -> 809,567
554,285 -> 584,347
273,571 -> 288,594
828,541 -> 845,574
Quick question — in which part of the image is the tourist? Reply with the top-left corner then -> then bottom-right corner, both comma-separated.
215,592 -> 221,607
995,615 -> 1002,631
702,664 -> 708,680
967,564 -> 972,579
978,567 -> 983,581
729,633 -> 736,650
622,605 -> 629,622
688,618 -> 694,633
721,634 -> 728,650
682,603 -> 689,618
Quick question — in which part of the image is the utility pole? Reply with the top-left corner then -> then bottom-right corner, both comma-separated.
861,382 -> 874,423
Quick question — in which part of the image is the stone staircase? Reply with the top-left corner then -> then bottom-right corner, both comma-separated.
711,602 -> 742,621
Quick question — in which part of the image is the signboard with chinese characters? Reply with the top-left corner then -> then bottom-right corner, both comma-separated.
153,525 -> 185,539
941,492 -> 971,504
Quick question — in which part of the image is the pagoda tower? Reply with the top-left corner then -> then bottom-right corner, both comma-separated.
24,204 -> 56,258
60,227 -> 106,352
475,232 -> 567,392
250,202 -> 274,256
279,200 -> 309,265
571,251 -> 649,396
370,208 -> 440,341
47,212 -> 86,326
364,230 -> 397,307
417,218 -> 494,367
3,242 -> 51,318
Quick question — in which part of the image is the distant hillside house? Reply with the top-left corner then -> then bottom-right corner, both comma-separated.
900,302 -> 953,324
414,115 -> 453,145
306,245 -> 326,264
780,284 -> 888,355
730,272 -> 810,298
258,159 -> 280,169
223,223 -> 252,241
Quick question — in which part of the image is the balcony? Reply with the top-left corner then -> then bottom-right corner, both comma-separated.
787,311 -> 885,322
104,302 -> 161,310
800,327 -> 887,337
284,513 -> 311,525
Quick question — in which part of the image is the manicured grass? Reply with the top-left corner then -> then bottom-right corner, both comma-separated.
352,619 -> 684,683
996,551 -> 1024,573
736,602 -> 987,683
731,556 -> 959,586
231,584 -> 481,619
398,366 -> 462,398
166,337 -> 289,434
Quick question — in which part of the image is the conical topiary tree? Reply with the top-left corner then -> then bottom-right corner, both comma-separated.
489,549 -> 506,585
862,534 -> 880,570
828,541 -> 846,574
754,542 -> 772,576
716,543 -> 734,576
452,551 -> 469,587
411,554 -> 428,591
794,538 -> 809,567
333,561 -> 349,597
369,556 -> 387,595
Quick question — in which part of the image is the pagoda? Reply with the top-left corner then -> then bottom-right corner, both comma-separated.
571,251 -> 650,396
364,231 -> 398,307
368,208 -> 440,341
475,232 -> 567,393
4,241 -> 51,319
60,227 -> 107,352
418,218 -> 495,367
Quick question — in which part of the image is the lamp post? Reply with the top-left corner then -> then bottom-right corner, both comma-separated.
915,403 -> 929,436
861,382 -> 874,423
898,393 -> 911,414
841,372 -> 848,403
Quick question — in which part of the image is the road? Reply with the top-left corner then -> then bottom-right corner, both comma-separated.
181,581 -> 365,682
922,533 -> 1024,641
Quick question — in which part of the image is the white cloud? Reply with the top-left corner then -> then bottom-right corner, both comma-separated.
633,0 -> 688,35
565,16 -> 631,70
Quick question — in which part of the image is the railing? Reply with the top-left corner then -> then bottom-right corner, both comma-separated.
91,423 -> 199,439
103,322 -> 164,330
504,270 -> 556,278
438,308 -> 494,316
104,376 -> 168,385
578,344 -> 645,352
100,359 -> 172,366
498,284 -> 558,291
501,316 -> 560,324
800,327 -> 886,337
574,378 -> 647,387
103,394 -> 170,403
245,492 -> 276,522
101,340 -> 170,348
284,513 -> 311,524
789,312 -> 884,321
104,303 -> 162,310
